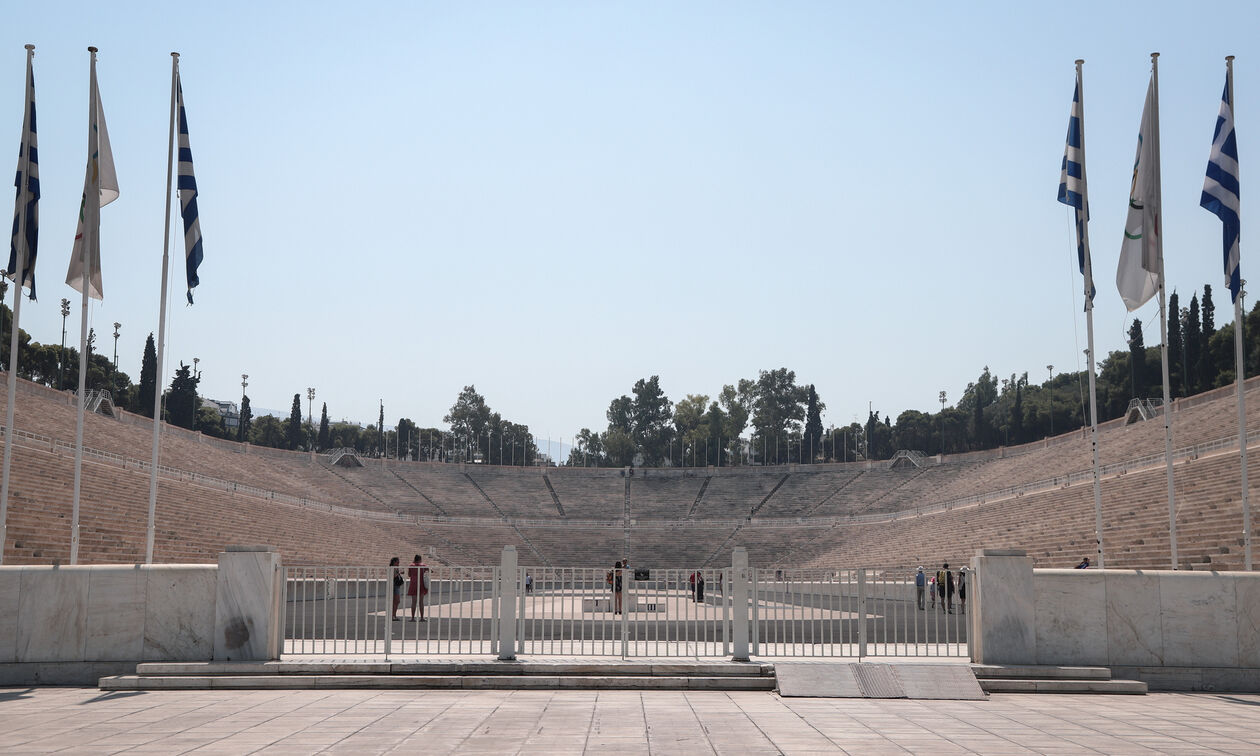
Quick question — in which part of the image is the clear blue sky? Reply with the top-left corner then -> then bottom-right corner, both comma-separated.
4,1 -> 1259,443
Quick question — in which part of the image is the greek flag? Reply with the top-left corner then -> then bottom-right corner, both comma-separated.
177,76 -> 203,304
1058,78 -> 1094,307
7,54 -> 38,300
1202,71 -> 1241,303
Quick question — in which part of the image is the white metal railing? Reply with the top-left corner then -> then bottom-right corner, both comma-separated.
282,554 -> 968,660
284,564 -> 500,658
750,568 -> 969,658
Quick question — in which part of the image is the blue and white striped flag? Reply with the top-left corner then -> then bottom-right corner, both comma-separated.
7,53 -> 38,300
1058,77 -> 1095,307
1202,71 -> 1241,303
177,76 -> 203,304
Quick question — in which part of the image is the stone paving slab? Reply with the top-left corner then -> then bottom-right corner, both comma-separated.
1,687 -> 1258,754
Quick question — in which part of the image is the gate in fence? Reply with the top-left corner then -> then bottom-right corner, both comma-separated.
283,547 -> 970,660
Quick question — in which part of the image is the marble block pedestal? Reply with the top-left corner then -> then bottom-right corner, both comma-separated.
213,546 -> 283,661
970,548 -> 1035,665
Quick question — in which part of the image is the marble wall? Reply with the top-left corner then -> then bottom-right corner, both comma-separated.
970,559 -> 1260,670
0,564 -> 217,664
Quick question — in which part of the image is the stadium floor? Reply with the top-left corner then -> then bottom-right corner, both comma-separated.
1,686 -> 1257,754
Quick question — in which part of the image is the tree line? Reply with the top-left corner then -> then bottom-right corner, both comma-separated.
2,280 -> 1256,464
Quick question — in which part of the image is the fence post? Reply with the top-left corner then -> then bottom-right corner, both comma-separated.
731,547 -> 750,661
857,568 -> 867,659
498,546 -> 518,660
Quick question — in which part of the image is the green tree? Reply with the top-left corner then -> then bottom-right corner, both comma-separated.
166,362 -> 199,430
749,368 -> 807,465
1200,284 -> 1216,390
1185,295 -> 1202,393
567,427 -> 604,466
673,394 -> 710,466
137,333 -> 157,417
1167,291 -> 1183,396
802,385 -> 825,463
317,402 -> 329,450
250,414 -> 284,448
286,393 -> 304,450
238,395 -> 252,441
1128,318 -> 1146,398
195,405 -> 226,438
630,376 -> 673,465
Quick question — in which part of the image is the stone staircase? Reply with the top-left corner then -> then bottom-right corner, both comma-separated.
99,660 -> 778,691
972,664 -> 1147,694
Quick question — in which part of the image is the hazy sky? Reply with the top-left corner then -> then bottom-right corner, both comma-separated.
4,2 -> 1259,443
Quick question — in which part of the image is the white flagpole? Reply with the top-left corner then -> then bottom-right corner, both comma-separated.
1075,59 -> 1106,568
1149,52 -> 1178,569
1224,56 -> 1251,572
0,44 -> 35,566
145,53 -> 179,564
70,46 -> 101,565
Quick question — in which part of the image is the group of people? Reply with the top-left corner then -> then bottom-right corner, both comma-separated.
914,563 -> 967,614
389,555 -> 430,621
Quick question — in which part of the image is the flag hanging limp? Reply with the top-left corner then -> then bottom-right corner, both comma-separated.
6,55 -> 38,300
177,76 -> 202,304
1058,78 -> 1095,307
66,68 -> 118,300
1116,76 -> 1161,312
1202,73 -> 1241,303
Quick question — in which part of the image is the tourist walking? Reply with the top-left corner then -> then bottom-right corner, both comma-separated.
408,554 -> 429,621
389,557 -> 404,620
915,566 -> 926,610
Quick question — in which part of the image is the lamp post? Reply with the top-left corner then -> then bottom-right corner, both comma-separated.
111,322 -> 120,368
939,390 -> 947,455
1047,364 -> 1055,436
306,387 -> 314,426
192,357 -> 199,380
59,298 -> 70,389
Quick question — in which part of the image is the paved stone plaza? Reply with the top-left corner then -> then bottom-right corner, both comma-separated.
2,687 -> 1258,754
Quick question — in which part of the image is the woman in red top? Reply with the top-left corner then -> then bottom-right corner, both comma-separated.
408,554 -> 429,621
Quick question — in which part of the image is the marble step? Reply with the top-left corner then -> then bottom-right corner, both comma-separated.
134,661 -> 775,678
980,678 -> 1148,694
100,674 -> 777,691
971,665 -> 1112,680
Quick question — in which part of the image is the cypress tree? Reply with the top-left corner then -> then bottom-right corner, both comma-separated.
286,393 -> 303,450
1167,292 -> 1183,397
317,402 -> 330,450
1186,294 -> 1202,393
238,395 -> 252,441
137,333 -> 157,417
1128,318 -> 1145,397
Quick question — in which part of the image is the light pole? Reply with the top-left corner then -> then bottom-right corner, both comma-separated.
111,322 -> 120,368
59,298 -> 70,389
1047,364 -> 1055,436
939,390 -> 946,455
192,357 -> 199,380
306,387 -> 314,426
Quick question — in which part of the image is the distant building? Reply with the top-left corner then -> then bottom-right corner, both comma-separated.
202,398 -> 240,431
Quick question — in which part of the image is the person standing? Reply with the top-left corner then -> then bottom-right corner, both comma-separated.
915,567 -> 926,610
943,563 -> 956,614
935,564 -> 949,613
957,567 -> 968,614
389,557 -> 404,621
696,571 -> 705,603
408,554 -> 429,621
613,561 -> 624,614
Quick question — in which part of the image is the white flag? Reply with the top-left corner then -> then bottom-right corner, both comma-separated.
65,68 -> 118,300
1116,76 -> 1160,311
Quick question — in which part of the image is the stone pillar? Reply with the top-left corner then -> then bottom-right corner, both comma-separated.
497,546 -> 518,661
213,545 -> 282,662
970,548 -> 1035,665
731,547 -> 750,661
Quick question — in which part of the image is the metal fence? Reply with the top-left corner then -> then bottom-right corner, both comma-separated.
283,561 -> 969,660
